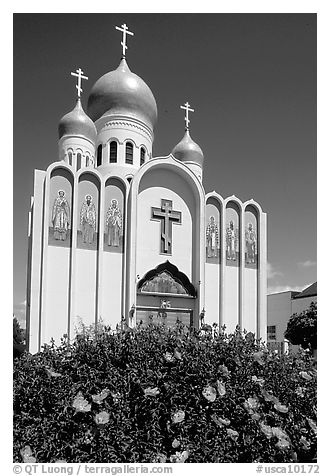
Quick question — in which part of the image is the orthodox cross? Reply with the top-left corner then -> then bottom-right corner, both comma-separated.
151,199 -> 182,254
115,23 -> 134,58
70,68 -> 88,98
180,102 -> 195,130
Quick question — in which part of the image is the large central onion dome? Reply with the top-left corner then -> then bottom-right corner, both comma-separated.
87,58 -> 157,130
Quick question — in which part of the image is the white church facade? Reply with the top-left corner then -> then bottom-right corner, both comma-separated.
26,24 -> 267,353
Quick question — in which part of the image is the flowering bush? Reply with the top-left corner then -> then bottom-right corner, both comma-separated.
13,324 -> 316,463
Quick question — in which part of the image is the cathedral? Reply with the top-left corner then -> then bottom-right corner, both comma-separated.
26,24 -> 267,353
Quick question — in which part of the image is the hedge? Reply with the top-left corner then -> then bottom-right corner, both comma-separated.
13,324 -> 317,463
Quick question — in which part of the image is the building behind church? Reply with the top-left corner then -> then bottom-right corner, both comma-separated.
26,25 -> 267,353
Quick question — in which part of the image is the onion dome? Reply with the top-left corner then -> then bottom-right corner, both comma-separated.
58,98 -> 97,142
172,130 -> 204,167
87,58 -> 157,130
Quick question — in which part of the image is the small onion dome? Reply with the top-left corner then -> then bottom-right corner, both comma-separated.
87,58 -> 157,130
172,130 -> 204,167
58,99 -> 97,142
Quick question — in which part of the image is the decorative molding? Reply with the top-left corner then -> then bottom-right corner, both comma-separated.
102,120 -> 153,142
137,261 -> 197,297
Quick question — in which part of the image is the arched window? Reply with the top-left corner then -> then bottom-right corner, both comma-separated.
68,151 -> 73,166
110,141 -> 117,163
85,154 -> 90,167
77,153 -> 81,170
97,144 -> 102,166
140,147 -> 146,165
125,142 -> 133,164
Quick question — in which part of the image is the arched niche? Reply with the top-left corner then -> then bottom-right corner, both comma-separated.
48,168 -> 74,248
137,261 -> 197,297
103,177 -> 126,253
77,173 -> 100,250
225,201 -> 240,266
205,196 -> 222,263
244,204 -> 258,268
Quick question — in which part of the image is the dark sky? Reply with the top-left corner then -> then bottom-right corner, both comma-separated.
13,13 -> 316,322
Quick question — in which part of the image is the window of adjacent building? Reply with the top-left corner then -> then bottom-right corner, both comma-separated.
125,142 -> 134,164
97,144 -> 102,166
110,141 -> 117,163
77,153 -> 81,170
140,147 -> 146,165
267,325 -> 276,341
68,151 -> 73,165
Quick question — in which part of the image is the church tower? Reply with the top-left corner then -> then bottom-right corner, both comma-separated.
26,23 -> 267,353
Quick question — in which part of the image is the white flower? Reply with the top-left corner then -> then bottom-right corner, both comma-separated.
202,385 -> 217,402
172,410 -> 185,424
92,388 -> 110,404
252,376 -> 265,386
300,436 -> 311,450
276,438 -> 291,450
94,411 -> 110,426
170,450 -> 189,463
20,445 -> 36,463
45,368 -> 62,378
164,352 -> 175,363
144,387 -> 160,397
299,371 -> 313,381
172,439 -> 180,448
217,380 -> 226,396
307,418 -> 317,434
259,422 -> 273,439
72,392 -> 91,413
274,403 -> 289,413
227,428 -> 239,441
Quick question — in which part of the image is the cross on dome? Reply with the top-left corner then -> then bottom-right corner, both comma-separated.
180,102 -> 195,130
115,23 -> 134,58
70,68 -> 88,98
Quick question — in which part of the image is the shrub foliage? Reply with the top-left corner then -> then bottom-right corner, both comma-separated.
13,324 -> 316,463
285,302 -> 317,350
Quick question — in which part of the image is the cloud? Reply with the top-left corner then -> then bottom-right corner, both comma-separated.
267,262 -> 283,280
298,260 -> 316,268
267,283 -> 311,295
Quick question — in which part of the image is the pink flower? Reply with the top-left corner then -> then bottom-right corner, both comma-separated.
72,392 -> 91,413
172,439 -> 180,448
259,422 -> 273,439
45,368 -> 62,378
295,387 -> 305,397
299,371 -> 313,381
227,428 -> 239,441
174,350 -> 182,361
20,445 -> 36,463
261,388 -> 280,404
144,387 -> 160,397
243,397 -> 259,414
172,410 -> 185,424
170,450 -> 189,463
276,438 -> 291,450
253,351 -> 265,366
202,385 -> 217,402
274,403 -> 289,413
218,364 -> 230,377
211,414 -> 230,427
252,376 -> 265,386
94,411 -> 110,426
300,436 -> 311,450
272,427 -> 291,442
164,352 -> 175,363
307,418 -> 317,434
92,388 -> 110,404
217,380 -> 226,396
